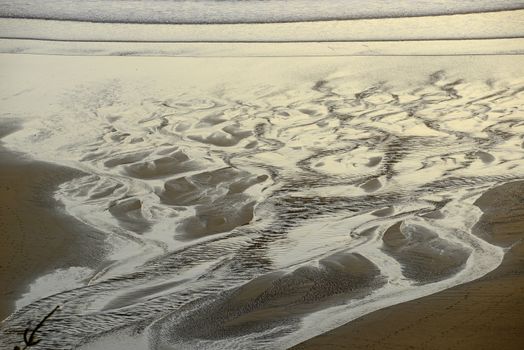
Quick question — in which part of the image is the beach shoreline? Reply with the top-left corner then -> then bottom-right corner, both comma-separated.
0,119 -> 107,321
292,180 -> 524,350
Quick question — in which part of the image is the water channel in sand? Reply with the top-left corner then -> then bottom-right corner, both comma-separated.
0,54 -> 523,349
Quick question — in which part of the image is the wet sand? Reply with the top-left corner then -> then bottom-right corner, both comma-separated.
0,120 -> 107,321
292,180 -> 524,350
0,54 -> 523,349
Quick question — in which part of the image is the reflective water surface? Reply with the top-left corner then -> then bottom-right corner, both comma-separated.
0,55 -> 523,349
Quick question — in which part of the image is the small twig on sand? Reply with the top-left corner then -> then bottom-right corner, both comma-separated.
14,305 -> 60,350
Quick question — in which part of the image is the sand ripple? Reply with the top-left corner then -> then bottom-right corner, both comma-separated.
1,58 -> 523,349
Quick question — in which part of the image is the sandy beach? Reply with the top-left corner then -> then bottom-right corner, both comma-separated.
1,1 -> 524,348
0,51 -> 523,349
293,181 -> 524,350
0,120 -> 107,321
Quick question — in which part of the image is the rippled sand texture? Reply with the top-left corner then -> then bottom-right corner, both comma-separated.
0,55 -> 523,349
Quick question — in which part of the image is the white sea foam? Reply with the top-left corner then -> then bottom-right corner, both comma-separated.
16,267 -> 94,310
1,1 -> 522,24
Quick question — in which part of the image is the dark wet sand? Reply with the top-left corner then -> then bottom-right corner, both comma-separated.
292,181 -> 524,350
0,120 -> 107,321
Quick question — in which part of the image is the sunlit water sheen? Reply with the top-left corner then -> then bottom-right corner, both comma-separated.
1,55 -> 523,349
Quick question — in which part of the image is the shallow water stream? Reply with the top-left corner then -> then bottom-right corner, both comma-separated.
1,55 -> 523,349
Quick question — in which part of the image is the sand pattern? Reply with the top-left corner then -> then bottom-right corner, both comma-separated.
1,60 -> 523,349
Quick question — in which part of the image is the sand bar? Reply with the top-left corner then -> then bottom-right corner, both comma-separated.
0,120 -> 107,321
292,180 -> 524,350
